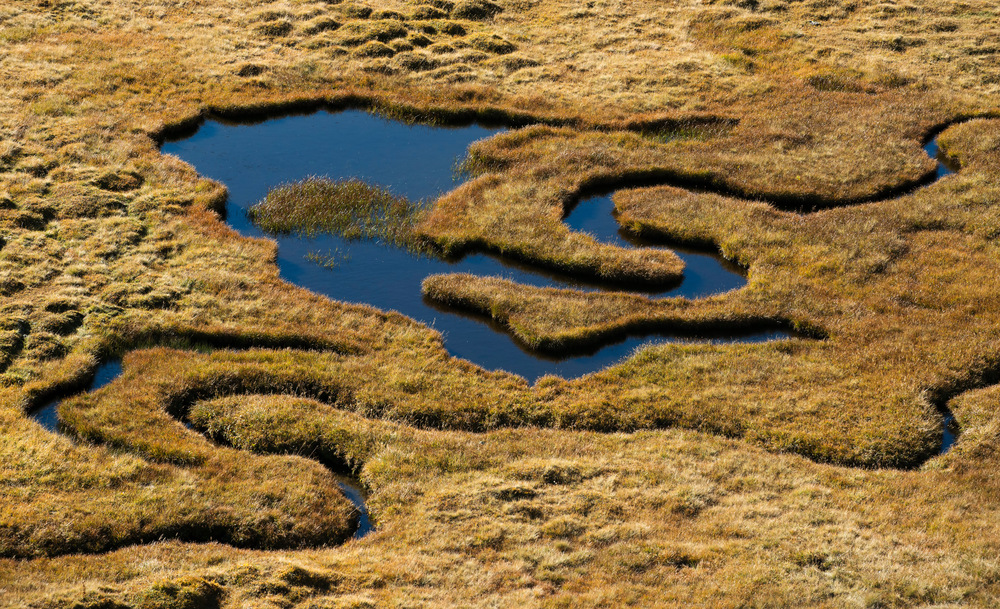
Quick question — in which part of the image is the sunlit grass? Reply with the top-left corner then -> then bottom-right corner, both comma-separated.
3,0 -> 1000,605
248,177 -> 435,255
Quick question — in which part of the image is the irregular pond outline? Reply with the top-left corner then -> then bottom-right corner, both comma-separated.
157,106 -> 970,453
161,108 -> 798,381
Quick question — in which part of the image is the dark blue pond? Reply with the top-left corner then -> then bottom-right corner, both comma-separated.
160,109 -> 791,380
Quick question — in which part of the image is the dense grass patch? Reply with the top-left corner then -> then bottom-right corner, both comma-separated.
248,177 -> 434,254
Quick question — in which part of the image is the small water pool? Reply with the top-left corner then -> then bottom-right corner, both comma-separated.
161,109 -> 788,380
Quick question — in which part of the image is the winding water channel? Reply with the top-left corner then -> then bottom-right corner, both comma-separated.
26,113 -> 963,517
31,359 -> 373,539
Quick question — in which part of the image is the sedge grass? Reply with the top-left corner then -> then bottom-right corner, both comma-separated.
248,177 -> 436,255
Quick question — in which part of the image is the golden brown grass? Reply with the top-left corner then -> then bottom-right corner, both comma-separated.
247,177 -> 433,253
3,0 -> 1000,606
8,359 -> 1000,606
421,272 -> 794,352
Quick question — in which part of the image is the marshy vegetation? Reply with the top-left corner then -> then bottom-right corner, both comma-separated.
166,109 -> 792,380
26,353 -> 376,544
248,177 -> 433,254
235,117 -> 795,362
4,0 -> 1000,606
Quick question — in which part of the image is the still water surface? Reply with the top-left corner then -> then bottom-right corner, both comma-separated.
161,109 -> 788,380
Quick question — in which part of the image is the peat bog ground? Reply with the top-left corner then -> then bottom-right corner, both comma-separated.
5,0 -> 1000,606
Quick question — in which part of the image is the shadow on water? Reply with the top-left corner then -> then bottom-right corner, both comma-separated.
160,108 -> 793,381
331,475 -> 373,539
942,414 -> 959,454
923,138 -> 959,179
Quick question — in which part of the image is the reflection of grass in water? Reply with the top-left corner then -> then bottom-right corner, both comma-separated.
248,177 -> 436,256
305,248 -> 351,269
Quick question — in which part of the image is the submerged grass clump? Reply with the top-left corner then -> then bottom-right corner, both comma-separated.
305,248 -> 352,269
248,177 -> 434,254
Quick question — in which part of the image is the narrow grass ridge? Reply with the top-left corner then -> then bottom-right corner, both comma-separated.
421,273 -> 801,353
17,337 -> 990,563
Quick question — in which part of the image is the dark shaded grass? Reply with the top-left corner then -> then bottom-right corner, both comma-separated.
155,92 -> 737,149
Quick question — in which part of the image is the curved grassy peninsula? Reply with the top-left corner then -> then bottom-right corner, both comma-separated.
4,0 -> 1000,606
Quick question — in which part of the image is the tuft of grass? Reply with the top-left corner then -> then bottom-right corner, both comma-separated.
235,63 -> 265,77
137,576 -> 224,609
439,21 -> 467,36
389,38 -> 415,52
452,0 -> 502,20
466,33 -> 516,55
412,5 -> 448,19
408,32 -> 434,47
340,4 -> 373,19
353,40 -> 396,57
373,9 -> 405,20
93,170 -> 144,192
254,20 -> 294,37
248,177 -> 434,254
305,248 -> 351,269
393,51 -> 438,71
303,17 -> 341,35
336,20 -> 408,46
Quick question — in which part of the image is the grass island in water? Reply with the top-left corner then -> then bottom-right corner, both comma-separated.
248,177 -> 434,254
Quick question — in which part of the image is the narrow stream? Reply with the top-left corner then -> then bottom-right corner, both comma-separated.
28,359 -> 373,538
332,476 -> 373,539
31,360 -> 121,433
922,136 -> 958,449
160,109 -> 791,381
923,137 -> 959,179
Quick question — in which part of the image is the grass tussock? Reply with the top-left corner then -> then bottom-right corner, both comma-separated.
452,0 -> 502,20
248,177 -> 434,254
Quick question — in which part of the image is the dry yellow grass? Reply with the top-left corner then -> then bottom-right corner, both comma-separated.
2,0 -> 1000,606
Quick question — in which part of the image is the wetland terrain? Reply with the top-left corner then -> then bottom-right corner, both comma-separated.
2,0 -> 1000,607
